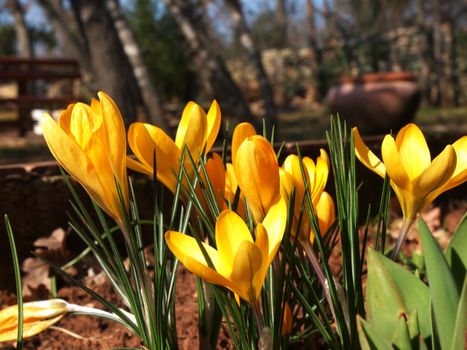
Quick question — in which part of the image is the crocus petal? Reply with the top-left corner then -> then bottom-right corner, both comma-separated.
69,103 -> 102,150
437,136 -> 467,192
352,127 -> 386,178
42,114 -> 107,210
395,123 -> 431,181
232,122 -> 256,168
315,191 -> 336,239
175,102 -> 207,158
216,210 -> 254,272
413,145 -> 456,197
97,92 -> 127,187
381,135 -> 411,190
282,303 -> 293,336
205,100 -> 221,152
262,196 -> 287,263
128,122 -> 180,192
204,153 -> 226,210
229,240 -> 265,303
57,103 -> 74,134
165,231 -> 229,283
235,135 -> 280,223
0,299 -> 68,342
279,168 -> 295,202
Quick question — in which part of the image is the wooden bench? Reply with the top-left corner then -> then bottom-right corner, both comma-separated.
0,57 -> 80,136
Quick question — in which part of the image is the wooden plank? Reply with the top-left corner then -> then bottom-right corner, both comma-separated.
0,57 -> 79,66
0,71 -> 81,80
0,96 -> 75,104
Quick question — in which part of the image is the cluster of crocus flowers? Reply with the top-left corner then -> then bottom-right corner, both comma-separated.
353,123 -> 466,257
42,92 -> 128,228
127,100 -> 221,193
279,150 -> 333,242
165,198 -> 286,305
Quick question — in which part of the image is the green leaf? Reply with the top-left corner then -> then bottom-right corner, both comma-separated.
366,248 -> 431,338
419,219 -> 459,350
445,213 -> 467,292
392,315 -> 413,350
357,316 -> 393,350
450,276 -> 467,350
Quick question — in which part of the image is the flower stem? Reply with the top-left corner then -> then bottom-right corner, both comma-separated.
391,217 -> 416,260
251,300 -> 272,350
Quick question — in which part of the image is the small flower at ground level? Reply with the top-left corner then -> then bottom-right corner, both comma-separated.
353,124 -> 466,257
353,124 -> 466,224
127,100 -> 221,193
0,299 -> 68,342
165,197 -> 287,304
198,152 -> 227,212
279,150 -> 330,240
42,92 -> 128,227
281,302 -> 293,336
234,134 -> 281,223
310,191 -> 336,243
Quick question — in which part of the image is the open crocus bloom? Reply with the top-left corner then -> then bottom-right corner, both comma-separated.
165,197 -> 287,304
42,92 -> 128,227
353,124 -> 466,224
279,150 -> 330,240
127,100 -> 221,193
0,299 -> 68,342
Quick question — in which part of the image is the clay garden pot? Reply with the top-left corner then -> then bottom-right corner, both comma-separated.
326,72 -> 421,134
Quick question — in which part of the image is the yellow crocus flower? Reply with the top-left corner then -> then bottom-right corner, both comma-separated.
198,152 -> 227,213
0,299 -> 68,342
127,100 -> 221,193
165,198 -> 287,304
42,92 -> 128,227
279,150 -> 330,240
234,135 -> 281,223
310,191 -> 336,243
281,302 -> 293,336
353,123 -> 466,257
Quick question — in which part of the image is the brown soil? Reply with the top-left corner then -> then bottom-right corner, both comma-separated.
0,266 -> 222,350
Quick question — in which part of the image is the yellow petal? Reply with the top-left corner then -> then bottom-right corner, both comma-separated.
128,122 -> 181,192
204,153 -> 226,210
315,191 -> 336,239
175,102 -> 207,159
235,136 -> 280,223
395,123 -> 431,181
205,100 -> 221,152
215,210 -> 253,272
381,134 -> 411,190
228,240 -> 265,303
127,156 -> 153,176
42,114 -> 107,211
165,231 -> 229,283
413,145 -> 457,198
97,92 -> 127,191
69,103 -> 102,150
262,196 -> 287,263
279,168 -> 295,202
232,122 -> 256,168
352,127 -> 386,178
57,103 -> 74,134
0,299 -> 68,342
437,136 -> 467,193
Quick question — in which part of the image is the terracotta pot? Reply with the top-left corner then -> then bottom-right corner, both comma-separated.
326,72 -> 421,134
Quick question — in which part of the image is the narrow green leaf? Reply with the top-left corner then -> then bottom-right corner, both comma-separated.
450,276 -> 467,350
445,212 -> 467,292
419,219 -> 459,350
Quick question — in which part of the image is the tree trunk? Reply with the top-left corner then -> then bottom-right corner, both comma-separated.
163,0 -> 253,123
105,0 -> 167,129
224,0 -> 276,128
71,0 -> 142,125
36,0 -> 97,91
446,12 -> 460,106
7,0 -> 33,57
432,0 -> 448,107
305,0 -> 323,101
275,0 -> 287,48
416,0 -> 433,105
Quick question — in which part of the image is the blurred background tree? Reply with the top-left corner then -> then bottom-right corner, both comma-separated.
0,0 -> 466,133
